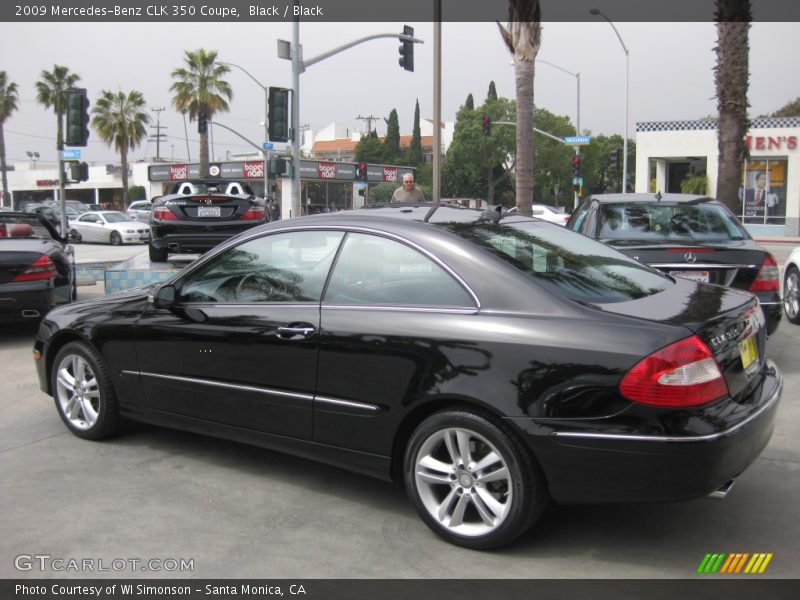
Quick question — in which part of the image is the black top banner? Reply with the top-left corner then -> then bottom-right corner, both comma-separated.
3,0 -> 800,23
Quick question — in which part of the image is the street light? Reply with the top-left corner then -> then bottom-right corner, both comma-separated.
217,61 -> 270,203
590,8 -> 630,193
26,151 -> 40,168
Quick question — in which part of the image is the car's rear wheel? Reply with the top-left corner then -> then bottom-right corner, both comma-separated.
149,242 -> 168,262
51,341 -> 124,440
784,265 -> 800,324
110,231 -> 122,246
403,408 -> 548,550
69,229 -> 81,243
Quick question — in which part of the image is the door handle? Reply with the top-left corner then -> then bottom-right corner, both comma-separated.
276,323 -> 317,340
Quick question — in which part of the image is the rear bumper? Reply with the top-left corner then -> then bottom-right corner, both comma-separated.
518,359 -> 782,504
758,299 -> 782,335
151,223 -> 260,254
0,282 -> 57,321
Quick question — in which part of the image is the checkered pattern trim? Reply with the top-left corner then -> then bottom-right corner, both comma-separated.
637,117 -> 800,132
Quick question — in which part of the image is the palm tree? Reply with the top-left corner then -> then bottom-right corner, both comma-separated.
35,65 -> 81,151
0,71 -> 19,208
714,0 -> 752,214
91,90 -> 149,208
170,48 -> 232,178
498,1 -> 542,216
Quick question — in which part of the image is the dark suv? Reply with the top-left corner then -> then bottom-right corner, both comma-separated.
148,180 -> 268,262
567,193 -> 782,335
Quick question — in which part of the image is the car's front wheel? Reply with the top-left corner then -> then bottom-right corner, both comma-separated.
784,265 -> 800,324
110,231 -> 122,246
51,341 -> 124,440
403,408 -> 548,550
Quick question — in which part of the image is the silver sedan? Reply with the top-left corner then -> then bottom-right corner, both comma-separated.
69,211 -> 151,245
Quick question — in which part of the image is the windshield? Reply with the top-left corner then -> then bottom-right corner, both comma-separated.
598,202 -> 748,243
103,212 -> 130,223
443,219 -> 671,304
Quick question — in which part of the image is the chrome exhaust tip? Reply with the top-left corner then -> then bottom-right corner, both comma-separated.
21,310 -> 41,319
709,480 -> 736,499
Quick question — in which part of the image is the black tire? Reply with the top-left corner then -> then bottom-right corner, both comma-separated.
51,341 -> 125,440
149,242 -> 168,262
784,265 -> 800,324
69,229 -> 81,243
110,231 -> 122,246
403,408 -> 548,550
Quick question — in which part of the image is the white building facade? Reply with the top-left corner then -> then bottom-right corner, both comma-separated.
635,117 -> 800,237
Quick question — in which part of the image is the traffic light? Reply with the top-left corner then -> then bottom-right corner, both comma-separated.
355,163 -> 368,181
481,114 -> 492,136
69,161 -> 89,182
269,156 -> 287,179
572,154 -> 581,192
398,25 -> 414,72
610,148 -> 621,171
64,88 -> 90,147
268,87 -> 290,143
197,112 -> 207,134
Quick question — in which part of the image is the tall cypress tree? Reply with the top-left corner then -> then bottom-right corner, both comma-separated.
465,93 -> 474,110
408,99 -> 423,166
487,81 -> 498,102
383,108 -> 401,164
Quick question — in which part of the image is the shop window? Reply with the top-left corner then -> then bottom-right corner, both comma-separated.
739,159 -> 787,225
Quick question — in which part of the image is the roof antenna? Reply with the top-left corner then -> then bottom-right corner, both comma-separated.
655,191 -> 663,202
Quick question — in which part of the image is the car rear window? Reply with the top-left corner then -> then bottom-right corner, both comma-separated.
598,202 -> 748,243
444,220 -> 671,304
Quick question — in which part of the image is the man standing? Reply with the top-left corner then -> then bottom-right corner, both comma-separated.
391,173 -> 426,203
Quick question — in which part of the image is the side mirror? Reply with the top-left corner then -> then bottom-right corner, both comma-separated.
152,283 -> 176,309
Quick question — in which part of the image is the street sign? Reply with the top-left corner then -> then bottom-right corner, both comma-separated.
564,135 -> 591,146
262,142 -> 274,150
62,149 -> 81,160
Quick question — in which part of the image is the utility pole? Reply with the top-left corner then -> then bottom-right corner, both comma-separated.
149,107 -> 167,161
356,115 -> 379,135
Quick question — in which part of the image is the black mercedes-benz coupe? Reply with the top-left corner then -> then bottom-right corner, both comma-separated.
34,205 -> 782,549
567,193 -> 782,335
148,180 -> 268,262
0,212 -> 75,323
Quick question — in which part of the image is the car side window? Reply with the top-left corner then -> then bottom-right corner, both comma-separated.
568,200 -> 590,232
177,230 -> 344,303
324,233 -> 474,307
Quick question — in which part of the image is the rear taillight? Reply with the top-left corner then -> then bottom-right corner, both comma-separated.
749,254 -> 780,292
619,335 -> 728,407
13,255 -> 57,282
240,207 -> 266,220
152,206 -> 177,221
0,223 -> 6,238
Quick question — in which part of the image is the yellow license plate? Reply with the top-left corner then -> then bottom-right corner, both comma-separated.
738,336 -> 757,370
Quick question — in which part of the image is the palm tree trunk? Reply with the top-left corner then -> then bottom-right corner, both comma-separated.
714,2 -> 751,215
199,131 -> 209,178
515,59 -> 534,215
120,147 -> 129,209
0,121 -> 9,208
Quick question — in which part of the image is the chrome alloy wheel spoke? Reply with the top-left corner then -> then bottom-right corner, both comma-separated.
786,273 -> 799,319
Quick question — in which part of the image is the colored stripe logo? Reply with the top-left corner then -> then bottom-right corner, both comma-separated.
697,553 -> 773,574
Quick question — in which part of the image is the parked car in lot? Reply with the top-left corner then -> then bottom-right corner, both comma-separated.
567,193 -> 782,335
148,180 -> 268,262
782,246 -> 800,324
69,211 -> 150,245
65,200 -> 91,214
35,205 -> 782,549
126,200 -> 153,223
0,212 -> 74,323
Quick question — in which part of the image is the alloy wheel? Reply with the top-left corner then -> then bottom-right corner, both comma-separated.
785,268 -> 800,322
413,427 -> 512,538
55,354 -> 100,431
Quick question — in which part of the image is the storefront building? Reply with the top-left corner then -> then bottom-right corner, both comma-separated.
148,159 -> 416,218
635,117 -> 800,236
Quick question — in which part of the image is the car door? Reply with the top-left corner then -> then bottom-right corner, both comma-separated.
314,232 -> 479,456
74,213 -> 104,242
134,229 -> 345,439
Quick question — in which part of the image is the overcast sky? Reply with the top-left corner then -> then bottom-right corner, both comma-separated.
2,20 -> 799,165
